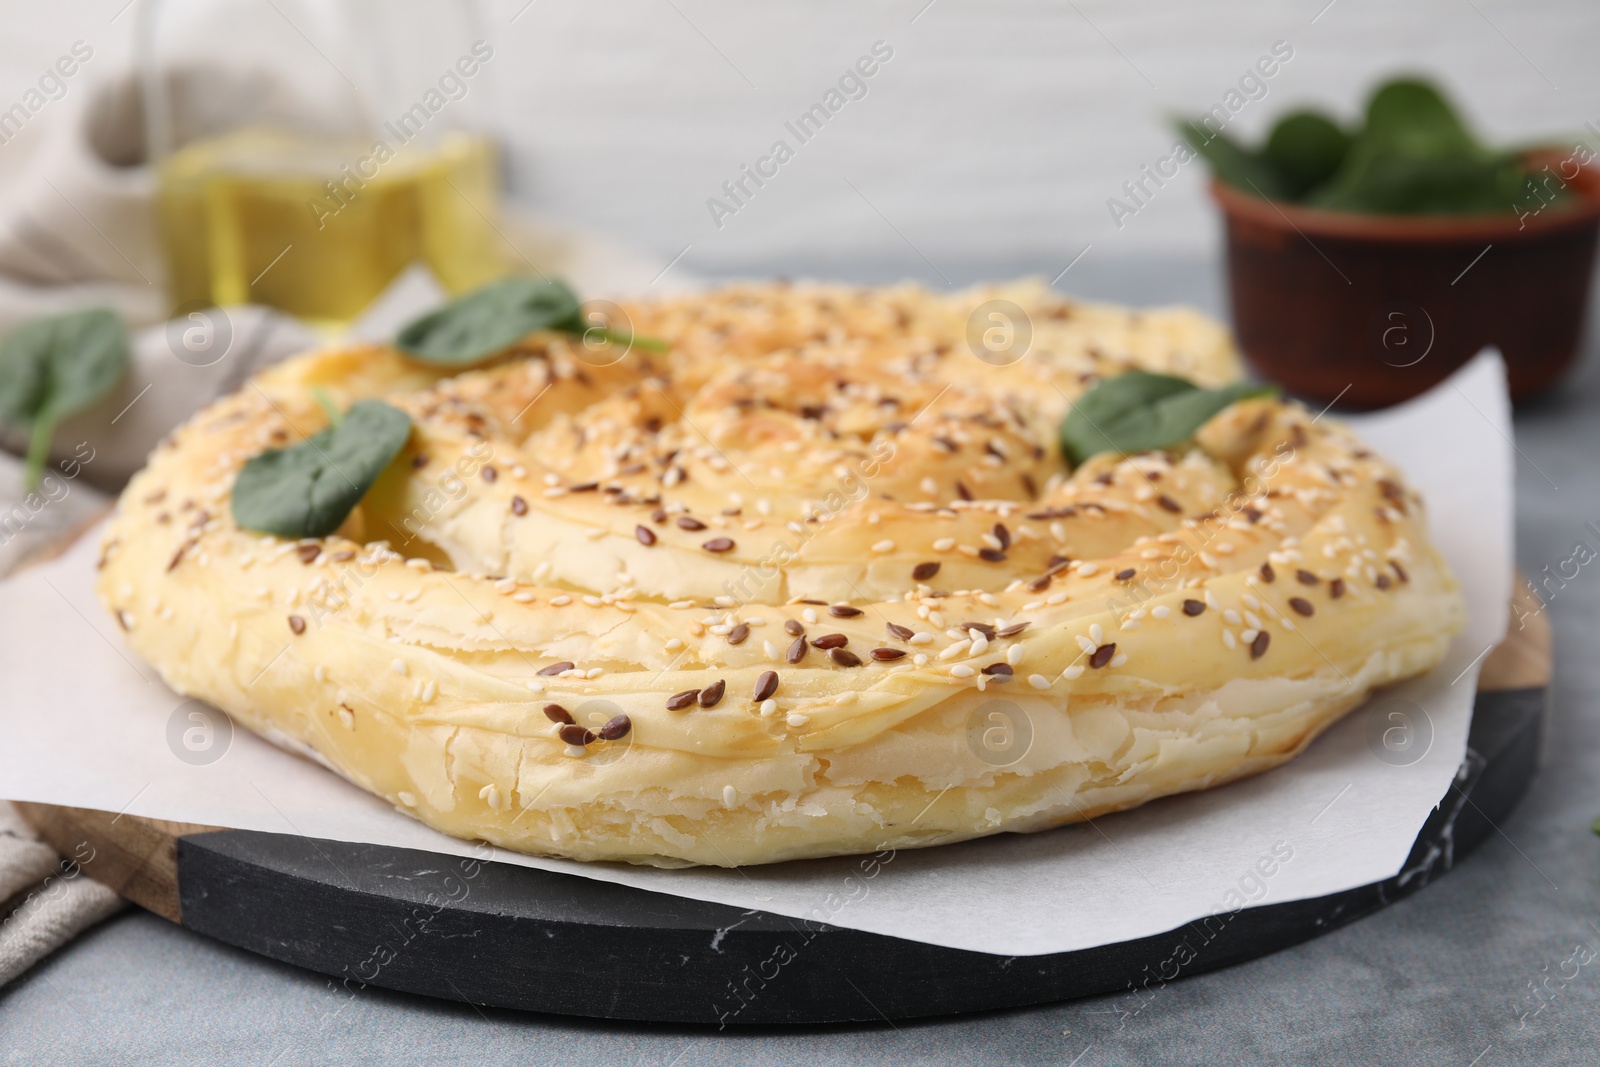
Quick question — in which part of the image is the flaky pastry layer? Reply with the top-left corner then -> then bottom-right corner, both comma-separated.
97,280 -> 1463,866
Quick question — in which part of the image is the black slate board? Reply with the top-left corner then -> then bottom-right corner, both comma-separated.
167,685 -> 1543,1025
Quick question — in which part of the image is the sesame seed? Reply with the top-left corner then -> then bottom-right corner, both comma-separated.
550,595 -> 572,607
723,785 -> 739,808
1152,605 -> 1171,619
786,712 -> 809,727
1029,674 -> 1050,689
1076,634 -> 1097,654
1089,623 -> 1104,644
759,699 -> 778,716
872,540 -> 896,553
1223,630 -> 1237,649
1224,609 -> 1243,625
1063,665 -> 1085,680
949,665 -> 976,678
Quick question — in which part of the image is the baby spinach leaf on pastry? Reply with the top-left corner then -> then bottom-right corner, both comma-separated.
0,307 -> 127,490
231,400 -> 412,538
1060,372 -> 1275,465
396,276 -> 666,366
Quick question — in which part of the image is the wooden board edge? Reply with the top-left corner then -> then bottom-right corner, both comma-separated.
12,801 -> 219,924
1479,572 -> 1551,692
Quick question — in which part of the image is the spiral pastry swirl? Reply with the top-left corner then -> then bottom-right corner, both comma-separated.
98,281 -> 1463,866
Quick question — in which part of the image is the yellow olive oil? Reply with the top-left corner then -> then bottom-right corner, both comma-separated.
157,127 -> 507,329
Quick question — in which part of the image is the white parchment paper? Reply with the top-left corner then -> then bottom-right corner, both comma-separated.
0,352 -> 1512,957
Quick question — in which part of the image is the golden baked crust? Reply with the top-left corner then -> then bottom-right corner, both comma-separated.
97,280 -> 1463,866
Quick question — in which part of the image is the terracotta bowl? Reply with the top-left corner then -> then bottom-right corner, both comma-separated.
1213,154 -> 1600,408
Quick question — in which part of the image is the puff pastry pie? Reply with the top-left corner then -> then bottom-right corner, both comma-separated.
97,281 -> 1464,866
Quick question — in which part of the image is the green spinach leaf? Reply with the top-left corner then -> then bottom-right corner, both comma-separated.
231,399 -> 412,539
1176,121 -> 1292,200
1185,76 -> 1563,217
396,276 -> 666,366
0,308 -> 127,490
1263,111 -> 1350,198
1060,372 -> 1276,466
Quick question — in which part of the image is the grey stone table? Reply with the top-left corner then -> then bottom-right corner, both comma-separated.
4,259 -> 1599,1066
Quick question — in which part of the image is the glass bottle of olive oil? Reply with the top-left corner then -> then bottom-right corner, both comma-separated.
157,126 -> 506,329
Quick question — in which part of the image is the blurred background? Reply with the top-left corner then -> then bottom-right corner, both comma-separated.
1,0 -> 1593,296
